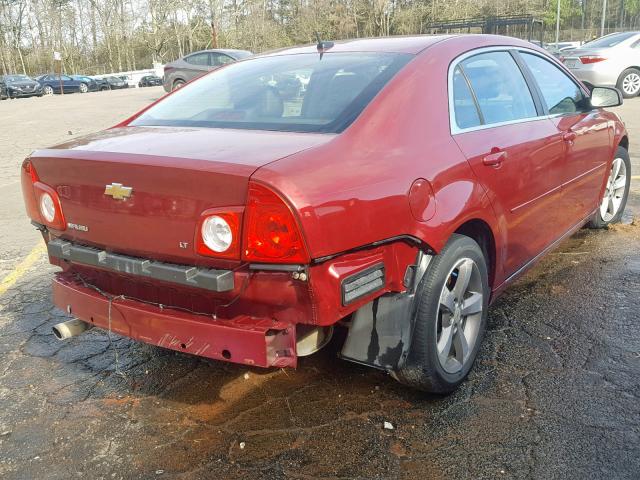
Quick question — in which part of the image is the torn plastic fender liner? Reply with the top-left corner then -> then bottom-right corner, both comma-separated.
340,251 -> 431,370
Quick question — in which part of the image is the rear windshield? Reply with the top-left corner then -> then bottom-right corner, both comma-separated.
131,52 -> 411,133
583,32 -> 637,48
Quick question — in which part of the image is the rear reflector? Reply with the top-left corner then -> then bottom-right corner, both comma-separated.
341,263 -> 385,305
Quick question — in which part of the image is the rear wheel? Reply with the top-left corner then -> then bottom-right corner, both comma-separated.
589,146 -> 631,228
617,68 -> 640,98
172,79 -> 185,91
393,234 -> 489,393
79,82 -> 88,93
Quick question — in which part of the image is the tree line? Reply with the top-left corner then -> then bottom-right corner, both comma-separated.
1,0 -> 639,76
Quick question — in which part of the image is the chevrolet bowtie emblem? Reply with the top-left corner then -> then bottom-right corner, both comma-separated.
104,183 -> 133,200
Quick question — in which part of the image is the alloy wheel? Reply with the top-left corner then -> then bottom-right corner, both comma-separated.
600,157 -> 627,222
622,72 -> 640,96
43,86 -> 53,95
436,258 -> 484,374
79,83 -> 88,93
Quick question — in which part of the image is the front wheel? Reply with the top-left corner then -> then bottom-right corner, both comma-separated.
393,234 -> 489,393
617,68 -> 640,98
589,146 -> 631,228
43,85 -> 54,95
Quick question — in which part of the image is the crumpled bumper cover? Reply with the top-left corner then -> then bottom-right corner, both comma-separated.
52,272 -> 297,368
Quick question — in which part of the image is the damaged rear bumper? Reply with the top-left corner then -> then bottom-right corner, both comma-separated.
52,272 -> 297,368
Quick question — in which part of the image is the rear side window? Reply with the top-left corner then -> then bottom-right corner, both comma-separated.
452,66 -> 481,129
520,53 -> 585,114
460,51 -> 537,126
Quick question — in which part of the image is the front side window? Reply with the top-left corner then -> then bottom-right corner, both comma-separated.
131,52 -> 411,133
186,53 -> 210,66
460,51 -> 537,125
213,53 -> 234,66
521,53 -> 585,114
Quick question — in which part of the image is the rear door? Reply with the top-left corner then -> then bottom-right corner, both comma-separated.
450,49 -> 567,277
519,51 -> 612,225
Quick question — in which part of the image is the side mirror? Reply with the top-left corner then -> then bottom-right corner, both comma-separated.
589,86 -> 623,108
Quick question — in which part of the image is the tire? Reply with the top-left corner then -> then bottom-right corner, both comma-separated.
393,234 -> 490,393
172,79 -> 185,91
616,68 -> 640,98
79,82 -> 88,93
43,85 -> 54,95
588,146 -> 631,228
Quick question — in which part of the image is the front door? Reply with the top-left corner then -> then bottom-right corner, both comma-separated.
450,50 -> 567,278
519,52 -> 612,225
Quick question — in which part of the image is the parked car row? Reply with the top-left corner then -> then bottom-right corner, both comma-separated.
0,73 -> 163,99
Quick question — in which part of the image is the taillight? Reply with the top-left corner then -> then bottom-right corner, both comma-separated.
33,182 -> 66,230
579,56 -> 607,64
242,183 -> 309,264
195,209 -> 241,259
23,159 -> 39,182
21,160 -> 66,231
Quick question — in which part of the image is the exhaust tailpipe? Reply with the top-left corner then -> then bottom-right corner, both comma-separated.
52,319 -> 91,340
296,325 -> 333,357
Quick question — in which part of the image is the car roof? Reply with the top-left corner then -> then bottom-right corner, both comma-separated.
256,34 -> 541,57
187,49 -> 252,56
258,35 -> 455,56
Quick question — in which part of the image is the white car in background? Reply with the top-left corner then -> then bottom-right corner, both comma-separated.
562,31 -> 640,98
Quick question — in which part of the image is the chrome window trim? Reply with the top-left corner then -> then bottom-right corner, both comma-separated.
448,45 -> 581,136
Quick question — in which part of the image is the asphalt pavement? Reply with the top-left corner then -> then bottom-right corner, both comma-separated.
0,88 -> 638,480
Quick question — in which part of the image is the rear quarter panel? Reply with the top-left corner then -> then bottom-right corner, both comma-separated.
252,37 -> 506,284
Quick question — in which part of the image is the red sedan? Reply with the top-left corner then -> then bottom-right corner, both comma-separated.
21,35 -> 631,392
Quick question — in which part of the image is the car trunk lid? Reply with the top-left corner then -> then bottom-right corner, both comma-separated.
29,126 -> 332,268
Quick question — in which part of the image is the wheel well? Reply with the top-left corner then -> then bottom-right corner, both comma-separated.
454,219 -> 496,288
619,135 -> 629,151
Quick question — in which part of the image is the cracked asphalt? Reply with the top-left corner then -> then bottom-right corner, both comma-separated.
1,88 -> 639,480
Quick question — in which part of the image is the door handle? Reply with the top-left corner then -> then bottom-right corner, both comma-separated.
482,150 -> 507,167
563,131 -> 577,142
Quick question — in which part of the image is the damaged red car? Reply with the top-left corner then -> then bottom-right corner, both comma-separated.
21,35 -> 631,392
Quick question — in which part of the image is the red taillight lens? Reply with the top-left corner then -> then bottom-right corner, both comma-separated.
21,160 -> 66,231
579,56 -> 607,64
195,209 -> 241,259
23,160 -> 39,182
242,183 -> 309,264
33,182 -> 66,230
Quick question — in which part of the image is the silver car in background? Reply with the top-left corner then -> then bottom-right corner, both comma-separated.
562,31 -> 640,98
163,49 -> 252,92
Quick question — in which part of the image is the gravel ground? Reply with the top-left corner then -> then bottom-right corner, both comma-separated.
0,88 -> 639,480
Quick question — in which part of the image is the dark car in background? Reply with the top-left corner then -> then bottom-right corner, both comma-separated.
36,74 -> 84,95
138,75 -> 162,87
104,76 -> 128,89
70,75 -> 99,92
163,48 -> 252,92
91,77 -> 111,91
0,74 -> 43,98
